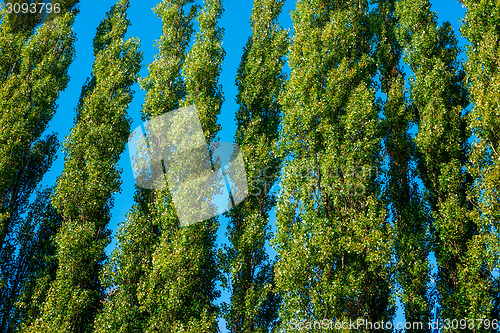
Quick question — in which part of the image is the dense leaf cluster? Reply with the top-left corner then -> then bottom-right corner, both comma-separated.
0,0 -> 499,332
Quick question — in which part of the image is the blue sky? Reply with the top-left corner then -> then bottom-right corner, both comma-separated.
39,0 -> 467,331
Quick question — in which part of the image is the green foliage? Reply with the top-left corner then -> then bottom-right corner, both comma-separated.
140,0 -> 197,119
24,1 -> 141,331
94,0 -> 198,329
374,0 -> 432,326
181,0 -> 224,142
0,137 -> 59,332
138,0 -> 224,330
0,1 -> 44,82
93,188 -> 158,333
0,0 -> 77,256
461,0 -> 500,321
1,1 -> 499,331
273,1 -> 394,330
95,0 -> 224,331
220,0 -> 288,332
5,188 -> 62,332
0,1 -> 78,330
395,0 -> 472,323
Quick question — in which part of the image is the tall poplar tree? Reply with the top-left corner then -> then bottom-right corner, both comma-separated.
95,0 -> 196,329
374,0 -> 431,327
461,0 -> 500,320
0,0 -> 78,254
274,0 -> 393,330
94,0 -> 224,331
0,0 -> 79,329
395,0 -> 471,322
1,187 -> 62,332
25,1 -> 142,331
221,0 -> 288,332
138,0 -> 224,330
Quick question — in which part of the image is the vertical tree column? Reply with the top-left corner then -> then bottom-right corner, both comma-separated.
274,0 -> 393,329
462,0 -> 500,321
94,0 -> 205,332
0,1 -> 79,330
395,0 -> 471,323
26,1 -> 141,331
138,0 -> 224,331
375,0 -> 431,327
222,0 -> 288,332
